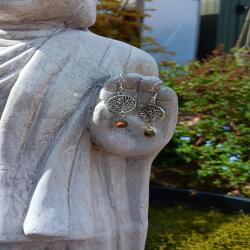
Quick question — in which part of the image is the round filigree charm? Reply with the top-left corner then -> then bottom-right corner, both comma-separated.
106,94 -> 136,115
139,104 -> 165,122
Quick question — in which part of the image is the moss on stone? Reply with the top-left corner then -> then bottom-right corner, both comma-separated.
146,204 -> 250,250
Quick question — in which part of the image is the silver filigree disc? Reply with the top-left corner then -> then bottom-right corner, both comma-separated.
139,104 -> 165,122
106,94 -> 136,114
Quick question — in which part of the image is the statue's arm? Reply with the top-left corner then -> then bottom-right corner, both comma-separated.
90,48 -> 178,157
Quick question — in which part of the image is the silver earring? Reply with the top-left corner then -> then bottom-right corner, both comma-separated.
138,83 -> 165,137
106,74 -> 137,128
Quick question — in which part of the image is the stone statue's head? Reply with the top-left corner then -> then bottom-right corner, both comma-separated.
0,0 -> 97,28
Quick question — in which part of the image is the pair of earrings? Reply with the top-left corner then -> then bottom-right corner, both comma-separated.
106,75 -> 165,137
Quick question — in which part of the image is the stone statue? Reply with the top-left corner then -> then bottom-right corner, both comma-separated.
0,0 -> 178,249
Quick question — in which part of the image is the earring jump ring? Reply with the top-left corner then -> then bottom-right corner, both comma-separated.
151,92 -> 158,105
118,74 -> 126,93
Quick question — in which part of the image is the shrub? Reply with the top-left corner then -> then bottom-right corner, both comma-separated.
153,49 -> 250,196
146,204 -> 250,250
91,0 -> 167,54
91,0 -> 143,47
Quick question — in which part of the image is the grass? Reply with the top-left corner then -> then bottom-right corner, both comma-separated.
146,204 -> 250,250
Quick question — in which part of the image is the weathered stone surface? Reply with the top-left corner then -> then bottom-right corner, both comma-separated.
0,0 -> 97,28
0,0 -> 178,249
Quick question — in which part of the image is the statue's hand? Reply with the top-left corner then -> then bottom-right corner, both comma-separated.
90,73 -> 178,156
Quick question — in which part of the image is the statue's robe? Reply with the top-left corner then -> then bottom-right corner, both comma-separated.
0,24 -> 158,250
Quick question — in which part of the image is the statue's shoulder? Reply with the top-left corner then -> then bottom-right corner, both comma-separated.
103,35 -> 159,76
46,29 -> 158,76
90,32 -> 159,76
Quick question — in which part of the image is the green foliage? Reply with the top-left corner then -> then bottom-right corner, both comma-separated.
146,204 -> 250,250
91,0 -> 166,54
91,0 -> 143,47
153,49 -> 250,196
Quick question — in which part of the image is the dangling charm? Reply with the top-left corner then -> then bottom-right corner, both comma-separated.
106,74 -> 136,128
139,83 -> 165,137
144,125 -> 157,137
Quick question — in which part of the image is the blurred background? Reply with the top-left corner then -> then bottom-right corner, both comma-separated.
93,0 -> 250,63
91,1 -> 250,249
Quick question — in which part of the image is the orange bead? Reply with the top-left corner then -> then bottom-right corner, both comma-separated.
115,120 -> 128,128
